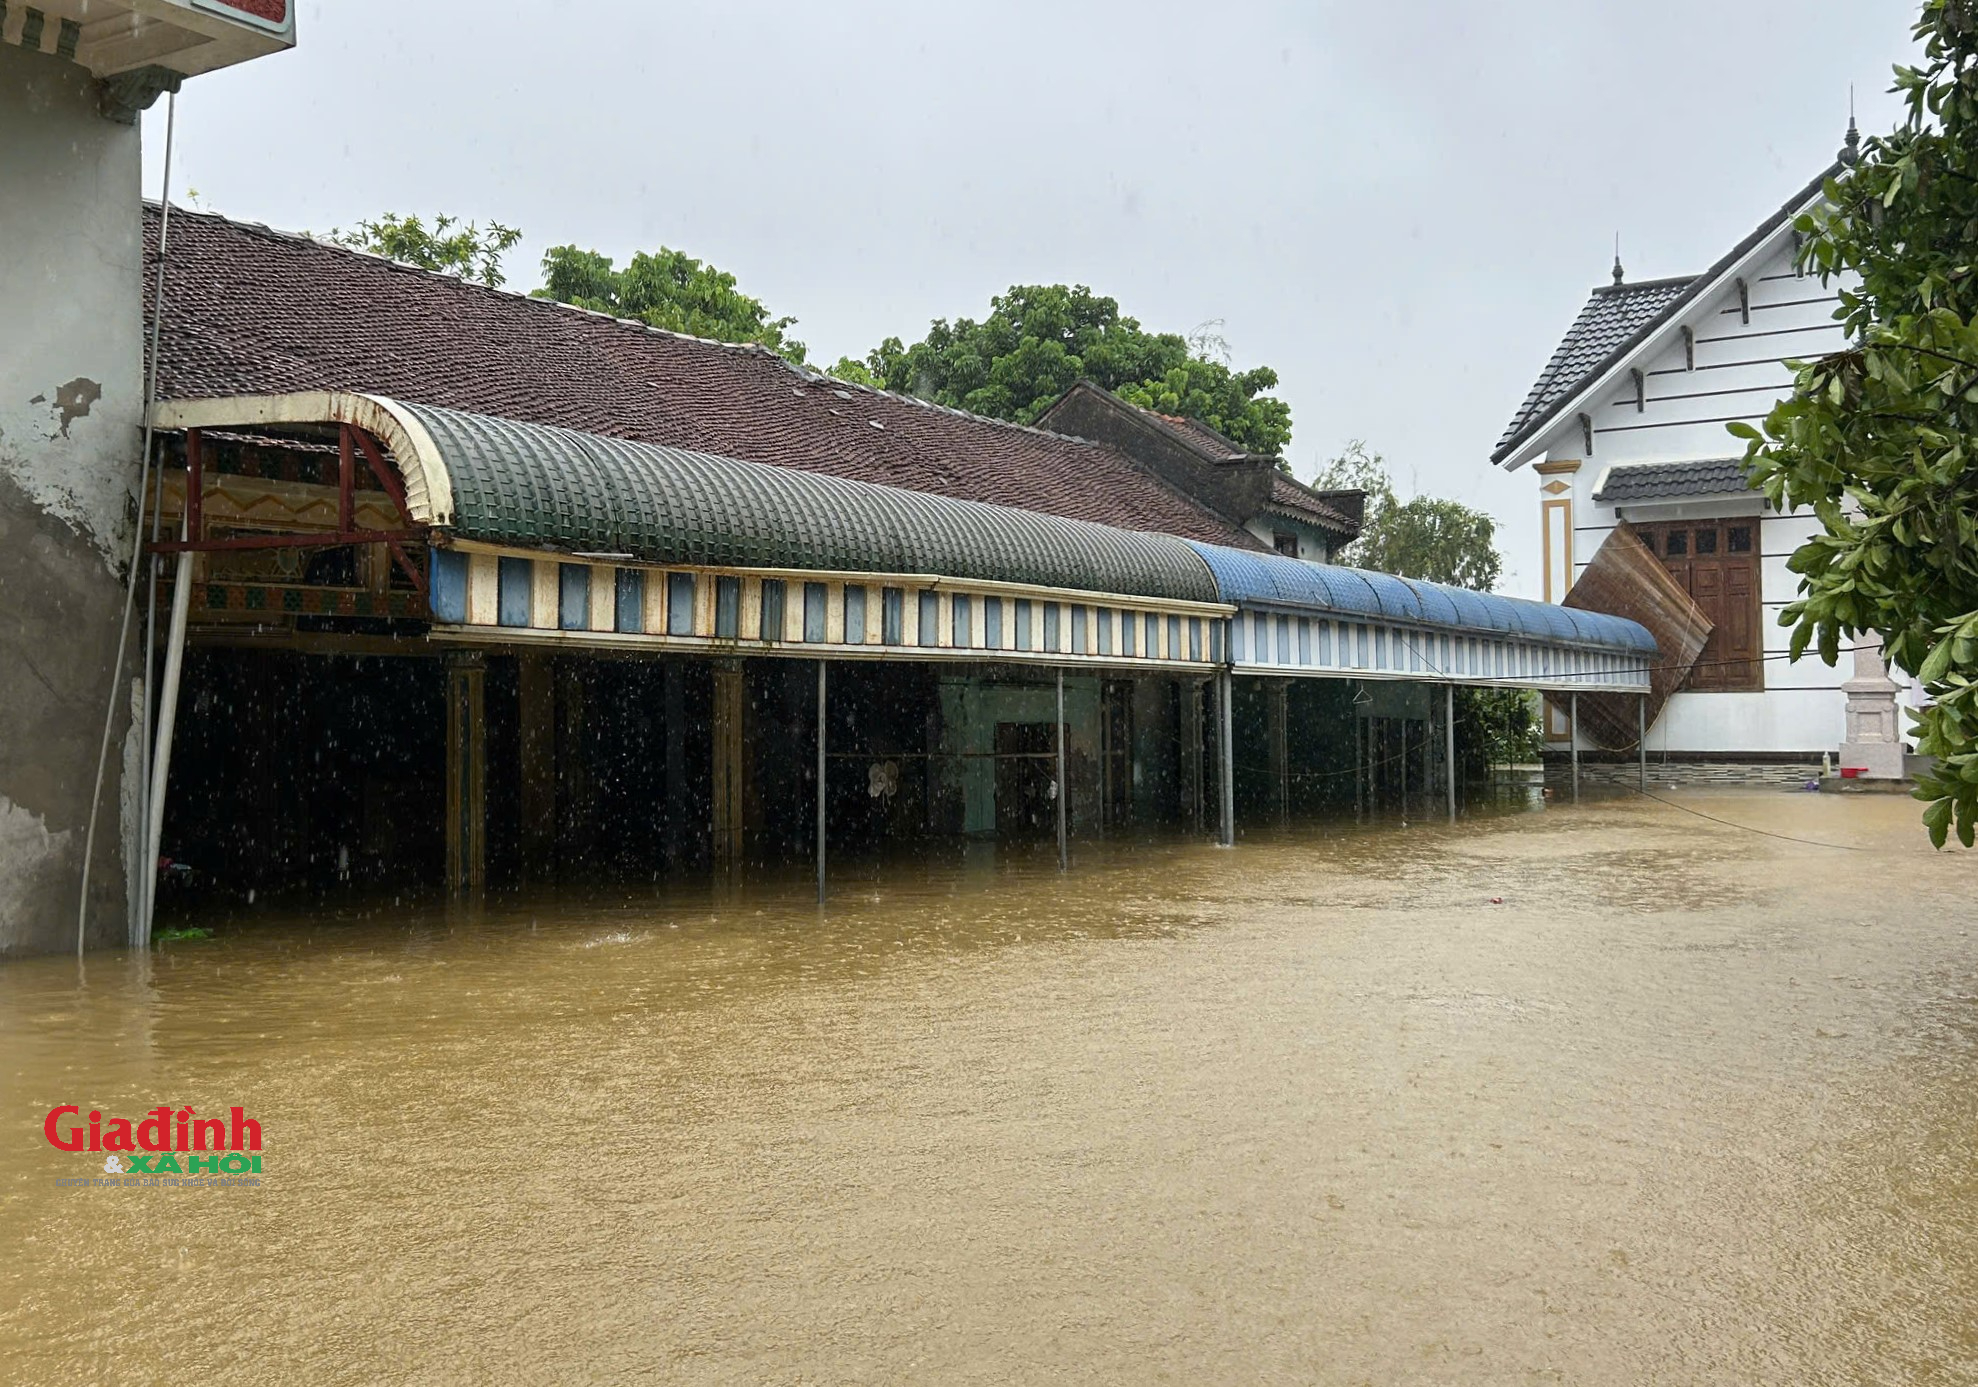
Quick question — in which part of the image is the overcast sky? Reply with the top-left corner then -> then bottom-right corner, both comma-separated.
145,0 -> 1918,596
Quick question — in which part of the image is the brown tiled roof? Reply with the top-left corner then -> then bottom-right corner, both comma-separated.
145,206 -> 1260,549
1156,413 -> 1243,459
1266,472 -> 1361,531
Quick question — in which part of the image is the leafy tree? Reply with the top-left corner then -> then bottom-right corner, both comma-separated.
329,213 -> 522,288
1312,443 -> 1534,763
1313,442 -> 1503,590
1741,0 -> 1978,847
855,285 -> 1292,456
537,245 -> 806,364
823,355 -> 881,388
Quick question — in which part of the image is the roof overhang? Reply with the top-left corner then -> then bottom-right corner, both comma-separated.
151,392 -> 454,524
7,0 -> 294,79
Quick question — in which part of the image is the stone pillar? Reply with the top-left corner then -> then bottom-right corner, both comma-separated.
711,659 -> 746,865
1840,633 -> 1906,780
444,654 -> 487,896
516,653 -> 555,883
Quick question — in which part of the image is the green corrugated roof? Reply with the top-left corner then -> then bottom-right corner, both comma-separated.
398,399 -> 1222,603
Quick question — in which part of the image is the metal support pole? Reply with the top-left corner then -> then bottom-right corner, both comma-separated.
1400,716 -> 1409,824
1217,669 -> 1235,847
140,550 -> 193,949
1638,693 -> 1648,793
816,660 -> 828,904
1055,668 -> 1068,871
1570,691 -> 1581,803
1353,699 -> 1363,819
1445,684 -> 1457,822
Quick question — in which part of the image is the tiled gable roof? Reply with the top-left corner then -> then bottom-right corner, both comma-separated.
1591,457 -> 1753,504
145,207 -> 1261,549
1491,161 -> 1841,467
1266,473 -> 1361,532
1494,276 -> 1695,456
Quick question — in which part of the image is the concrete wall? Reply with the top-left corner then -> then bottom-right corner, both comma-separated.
0,43 -> 144,955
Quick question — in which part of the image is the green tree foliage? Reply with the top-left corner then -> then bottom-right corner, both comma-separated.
537,245 -> 807,364
1742,0 -> 1978,846
1312,442 -> 1504,590
329,213 -> 522,288
1311,443 -> 1535,763
853,285 -> 1292,456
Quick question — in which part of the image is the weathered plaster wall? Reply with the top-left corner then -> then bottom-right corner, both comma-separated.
0,43 -> 143,955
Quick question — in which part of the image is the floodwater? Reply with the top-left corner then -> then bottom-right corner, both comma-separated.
2,791 -> 1975,1385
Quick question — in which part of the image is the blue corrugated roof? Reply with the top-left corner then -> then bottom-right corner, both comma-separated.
1183,541 -> 1656,653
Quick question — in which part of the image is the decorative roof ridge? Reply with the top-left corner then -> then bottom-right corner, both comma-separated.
1590,273 -> 1698,295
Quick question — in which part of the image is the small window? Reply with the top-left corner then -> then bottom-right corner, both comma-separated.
715,575 -> 741,638
1273,531 -> 1300,557
951,592 -> 972,648
615,569 -> 644,634
1096,608 -> 1112,656
918,590 -> 939,647
1015,599 -> 1033,650
1665,530 -> 1689,556
843,585 -> 866,644
1318,620 -> 1333,665
804,582 -> 828,642
1120,610 -> 1136,658
1167,616 -> 1182,663
983,596 -> 1002,649
1209,619 -> 1223,664
882,587 -> 904,645
1145,612 -> 1159,658
1190,618 -> 1203,662
760,579 -> 786,640
1728,525 -> 1753,553
668,572 -> 695,635
1695,528 -> 1718,555
498,557 -> 532,628
559,564 -> 590,631
1071,605 -> 1088,654
1299,618 -> 1312,665
1044,603 -> 1061,653
1276,615 -> 1291,664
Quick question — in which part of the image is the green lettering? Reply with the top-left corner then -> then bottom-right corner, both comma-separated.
123,1153 -> 155,1174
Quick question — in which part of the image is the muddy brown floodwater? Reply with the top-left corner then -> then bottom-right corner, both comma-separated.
2,790 -> 1976,1384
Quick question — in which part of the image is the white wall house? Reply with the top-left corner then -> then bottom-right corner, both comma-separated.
1491,140 -> 1901,761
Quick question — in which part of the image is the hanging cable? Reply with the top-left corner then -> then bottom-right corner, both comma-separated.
78,90 -> 178,957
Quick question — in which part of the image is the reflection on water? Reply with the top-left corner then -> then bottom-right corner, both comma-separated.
2,792 -> 1975,1384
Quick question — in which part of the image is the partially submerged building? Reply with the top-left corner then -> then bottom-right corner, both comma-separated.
1493,131 -> 1911,771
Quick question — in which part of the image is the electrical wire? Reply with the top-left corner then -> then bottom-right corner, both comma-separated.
77,91 -> 177,957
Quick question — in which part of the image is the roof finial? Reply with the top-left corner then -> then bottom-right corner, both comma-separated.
1841,85 -> 1860,165
1611,232 -> 1624,286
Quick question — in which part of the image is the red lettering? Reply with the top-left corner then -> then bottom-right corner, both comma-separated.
175,1106 -> 194,1151
88,1109 -> 102,1152
135,1106 -> 173,1152
102,1118 -> 135,1151
228,1107 -> 261,1152
191,1118 -> 226,1151
43,1106 -> 82,1152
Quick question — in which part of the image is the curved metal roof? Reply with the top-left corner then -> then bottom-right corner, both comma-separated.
1182,541 -> 1657,653
395,400 -> 1224,603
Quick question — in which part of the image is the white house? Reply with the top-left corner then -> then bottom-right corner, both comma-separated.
1491,130 -> 1909,765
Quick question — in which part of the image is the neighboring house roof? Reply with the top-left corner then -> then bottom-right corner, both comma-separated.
1491,162 -> 1840,467
1033,380 -> 1361,541
144,207 -> 1261,550
1591,458 -> 1753,504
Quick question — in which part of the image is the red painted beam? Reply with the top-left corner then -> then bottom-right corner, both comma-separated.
351,427 -> 411,518
337,424 -> 356,532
